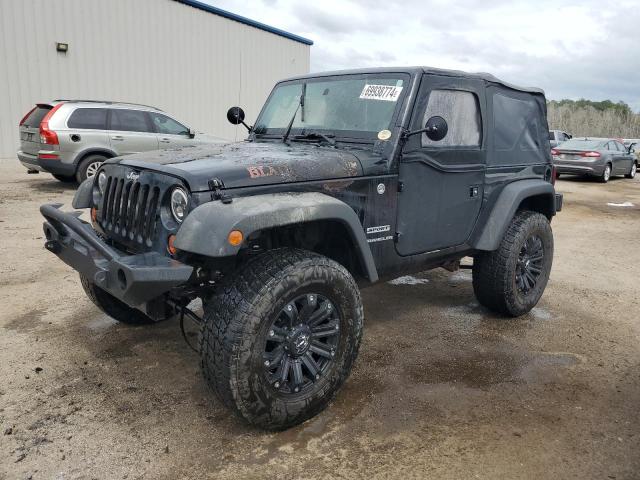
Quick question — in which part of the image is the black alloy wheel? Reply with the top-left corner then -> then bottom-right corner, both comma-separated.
515,235 -> 544,294
263,293 -> 340,394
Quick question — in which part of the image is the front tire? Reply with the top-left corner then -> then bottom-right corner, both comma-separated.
472,210 -> 554,317
626,162 -> 637,179
200,248 -> 363,430
76,154 -> 107,183
80,274 -> 155,325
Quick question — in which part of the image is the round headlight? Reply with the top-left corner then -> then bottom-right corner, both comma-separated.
170,187 -> 189,223
97,171 -> 107,194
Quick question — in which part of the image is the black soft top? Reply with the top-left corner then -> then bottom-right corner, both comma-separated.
282,66 -> 544,95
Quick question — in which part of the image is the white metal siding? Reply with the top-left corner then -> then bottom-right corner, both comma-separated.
0,0 -> 310,158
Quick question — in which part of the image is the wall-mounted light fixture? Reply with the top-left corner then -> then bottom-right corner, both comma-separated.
56,42 -> 68,53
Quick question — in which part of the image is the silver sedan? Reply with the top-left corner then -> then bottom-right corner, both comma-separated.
552,138 -> 637,183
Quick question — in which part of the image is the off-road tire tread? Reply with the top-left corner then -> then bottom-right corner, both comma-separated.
472,210 -> 553,317
80,274 -> 154,325
200,248 -> 363,430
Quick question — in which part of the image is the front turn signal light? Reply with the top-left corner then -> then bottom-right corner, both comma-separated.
227,230 -> 243,246
168,234 -> 178,255
90,207 -> 98,223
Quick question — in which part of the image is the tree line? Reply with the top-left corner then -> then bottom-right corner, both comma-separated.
547,99 -> 640,139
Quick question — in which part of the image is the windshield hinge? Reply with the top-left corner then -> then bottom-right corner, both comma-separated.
208,178 -> 232,203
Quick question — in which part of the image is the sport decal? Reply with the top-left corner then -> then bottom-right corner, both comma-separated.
366,225 -> 391,234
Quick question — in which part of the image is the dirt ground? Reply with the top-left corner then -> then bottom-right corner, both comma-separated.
0,160 -> 638,480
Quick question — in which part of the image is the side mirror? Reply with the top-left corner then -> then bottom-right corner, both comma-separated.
423,116 -> 448,142
188,128 -> 196,139
227,106 -> 245,125
226,106 -> 251,132
401,115 -> 449,141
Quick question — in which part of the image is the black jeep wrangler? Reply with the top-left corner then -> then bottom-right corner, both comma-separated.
41,67 -> 562,430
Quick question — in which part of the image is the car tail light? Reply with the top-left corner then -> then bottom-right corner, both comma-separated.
38,153 -> 60,160
39,103 -> 64,145
550,148 -> 559,156
580,151 -> 601,158
19,106 -> 37,126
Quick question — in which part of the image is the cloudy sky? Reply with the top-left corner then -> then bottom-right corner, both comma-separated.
207,0 -> 640,111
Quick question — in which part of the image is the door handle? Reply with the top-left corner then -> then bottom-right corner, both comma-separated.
111,135 -> 124,141
159,138 -> 171,143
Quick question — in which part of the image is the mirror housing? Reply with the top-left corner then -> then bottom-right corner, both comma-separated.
226,106 -> 251,132
188,128 -> 196,139
227,106 -> 245,125
402,115 -> 449,142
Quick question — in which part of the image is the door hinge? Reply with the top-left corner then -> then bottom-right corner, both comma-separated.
394,232 -> 402,242
469,185 -> 479,197
398,182 -> 404,192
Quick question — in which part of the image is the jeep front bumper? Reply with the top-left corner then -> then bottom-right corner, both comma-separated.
40,204 -> 193,307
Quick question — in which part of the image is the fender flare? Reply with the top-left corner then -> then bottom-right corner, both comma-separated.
72,177 -> 94,208
73,147 -> 118,166
471,179 -> 556,251
174,192 -> 379,282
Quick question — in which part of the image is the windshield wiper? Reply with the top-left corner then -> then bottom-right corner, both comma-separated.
291,132 -> 336,146
282,83 -> 306,145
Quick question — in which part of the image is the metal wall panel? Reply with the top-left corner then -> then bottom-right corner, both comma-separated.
0,0 -> 310,158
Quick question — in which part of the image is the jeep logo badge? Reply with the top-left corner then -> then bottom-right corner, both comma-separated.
126,171 -> 140,181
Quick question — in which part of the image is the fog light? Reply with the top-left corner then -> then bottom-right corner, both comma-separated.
168,234 -> 177,255
227,230 -> 243,246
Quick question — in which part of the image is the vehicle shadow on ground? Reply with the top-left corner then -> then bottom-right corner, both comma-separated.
13,175 -> 78,194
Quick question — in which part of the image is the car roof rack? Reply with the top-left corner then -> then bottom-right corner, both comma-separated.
53,99 -> 162,111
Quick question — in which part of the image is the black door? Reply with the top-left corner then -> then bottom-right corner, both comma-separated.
395,75 -> 486,256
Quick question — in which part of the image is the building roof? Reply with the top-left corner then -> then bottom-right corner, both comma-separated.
282,66 -> 544,94
174,0 -> 313,46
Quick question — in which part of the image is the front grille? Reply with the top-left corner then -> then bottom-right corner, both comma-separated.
99,175 -> 161,247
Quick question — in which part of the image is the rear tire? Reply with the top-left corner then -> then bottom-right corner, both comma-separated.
472,210 -> 554,317
599,163 -> 612,183
626,162 -> 637,179
200,248 -> 363,430
52,174 -> 76,183
76,154 -> 107,183
80,274 -> 155,325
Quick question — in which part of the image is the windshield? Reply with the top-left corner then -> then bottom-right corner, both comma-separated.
557,139 -> 603,150
254,74 -> 408,140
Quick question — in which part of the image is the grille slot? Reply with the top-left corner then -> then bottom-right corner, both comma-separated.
99,175 -> 161,247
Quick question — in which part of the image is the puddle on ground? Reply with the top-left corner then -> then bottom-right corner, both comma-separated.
406,350 -> 582,389
245,373 -> 387,465
3,308 -> 47,333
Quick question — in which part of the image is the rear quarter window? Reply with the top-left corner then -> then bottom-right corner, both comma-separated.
67,108 -> 107,129
491,92 -> 547,166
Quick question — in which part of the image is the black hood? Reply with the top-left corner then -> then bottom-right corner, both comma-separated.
105,142 -> 364,192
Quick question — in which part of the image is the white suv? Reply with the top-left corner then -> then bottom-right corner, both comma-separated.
18,100 -> 224,182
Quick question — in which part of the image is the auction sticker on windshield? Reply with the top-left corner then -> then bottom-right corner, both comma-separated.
360,84 -> 403,102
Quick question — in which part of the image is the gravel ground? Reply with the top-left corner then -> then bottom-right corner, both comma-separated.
1,161 -> 639,480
